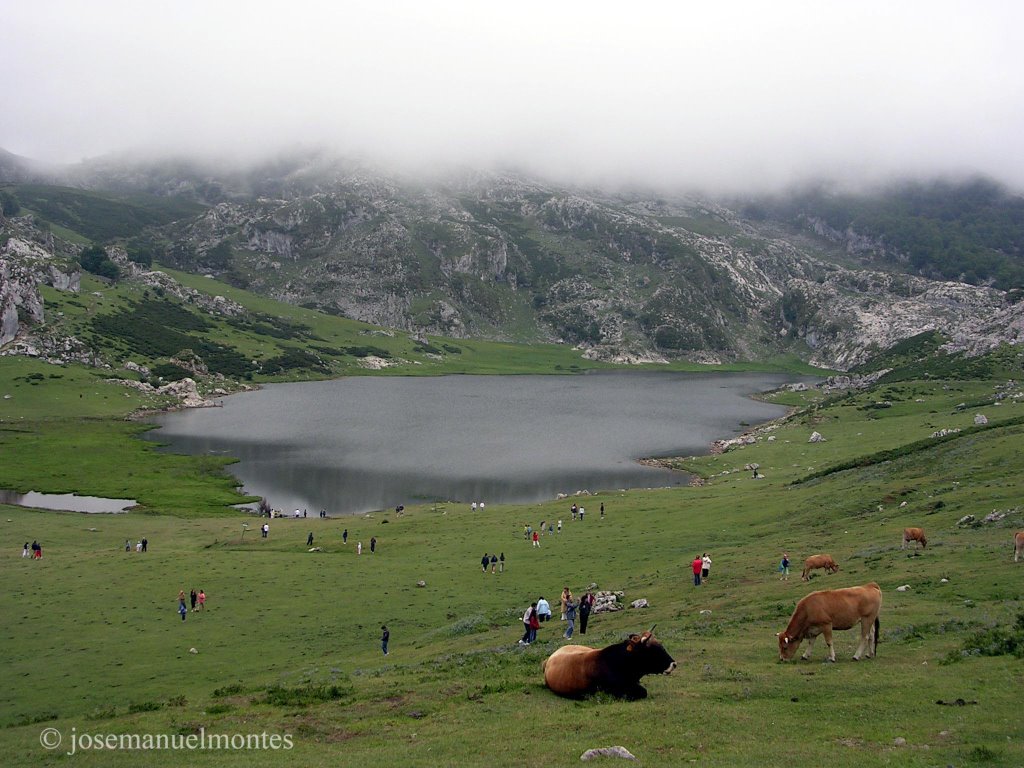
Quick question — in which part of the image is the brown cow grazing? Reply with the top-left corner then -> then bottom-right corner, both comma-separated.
1014,531 -> 1024,563
801,554 -> 840,581
777,582 -> 882,663
543,629 -> 676,699
902,527 -> 927,550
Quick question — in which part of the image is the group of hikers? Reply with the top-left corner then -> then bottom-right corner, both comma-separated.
21,541 -> 42,558
524,501 -> 606,547
124,538 -> 148,552
519,587 -> 596,644
481,552 -> 505,573
177,588 -> 206,620
691,553 -> 712,585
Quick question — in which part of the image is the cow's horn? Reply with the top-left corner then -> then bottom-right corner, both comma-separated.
648,624 -> 657,634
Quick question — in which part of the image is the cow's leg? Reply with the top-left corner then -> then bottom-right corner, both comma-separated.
618,684 -> 648,700
853,619 -> 871,660
823,627 -> 836,662
801,635 -> 815,660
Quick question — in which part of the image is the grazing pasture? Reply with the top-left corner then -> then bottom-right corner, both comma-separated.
2,375 -> 1024,766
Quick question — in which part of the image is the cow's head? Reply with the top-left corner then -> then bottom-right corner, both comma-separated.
626,630 -> 677,675
777,632 -> 800,661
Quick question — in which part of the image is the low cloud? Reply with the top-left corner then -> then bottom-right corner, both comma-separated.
3,1 -> 1023,192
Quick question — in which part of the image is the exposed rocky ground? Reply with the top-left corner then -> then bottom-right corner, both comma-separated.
3,150 -> 1023,371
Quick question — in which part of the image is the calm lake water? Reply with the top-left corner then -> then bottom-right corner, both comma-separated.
146,372 -> 806,515
0,490 -> 136,513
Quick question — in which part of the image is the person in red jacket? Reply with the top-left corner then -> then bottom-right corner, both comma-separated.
691,555 -> 703,586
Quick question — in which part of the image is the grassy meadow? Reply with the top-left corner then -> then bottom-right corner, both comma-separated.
2,367 -> 1023,766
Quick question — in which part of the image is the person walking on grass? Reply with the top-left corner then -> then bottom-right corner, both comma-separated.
370,536 -> 376,553
381,625 -> 390,656
499,552 -> 505,573
490,553 -> 498,573
482,553 -> 490,573
22,542 -> 29,558
532,530 -> 540,547
701,553 -> 712,583
190,589 -> 197,612
343,528 -> 348,544
307,531 -> 314,547
779,552 -> 790,581
197,590 -> 206,611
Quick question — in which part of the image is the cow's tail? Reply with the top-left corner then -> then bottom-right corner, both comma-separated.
873,616 -> 881,656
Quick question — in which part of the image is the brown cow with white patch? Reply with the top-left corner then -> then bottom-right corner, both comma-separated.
1014,531 -> 1024,563
777,582 -> 881,662
902,527 -> 927,550
801,554 -> 839,581
543,630 -> 676,699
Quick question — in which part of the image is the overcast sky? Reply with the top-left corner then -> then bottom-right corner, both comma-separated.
2,1 -> 1023,191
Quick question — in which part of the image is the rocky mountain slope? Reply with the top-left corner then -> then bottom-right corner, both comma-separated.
3,150 -> 1023,370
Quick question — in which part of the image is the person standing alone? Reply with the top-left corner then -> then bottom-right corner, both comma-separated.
381,625 -> 390,656
563,596 -> 578,639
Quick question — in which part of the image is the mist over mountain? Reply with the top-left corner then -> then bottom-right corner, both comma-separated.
4,146 -> 1023,373
4,3 -> 1024,194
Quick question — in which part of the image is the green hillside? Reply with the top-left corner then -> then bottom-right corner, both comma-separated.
2,361 -> 1023,766
0,183 -> 204,243
756,179 -> 1024,289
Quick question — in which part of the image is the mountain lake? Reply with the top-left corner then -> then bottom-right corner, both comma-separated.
145,371 -> 811,515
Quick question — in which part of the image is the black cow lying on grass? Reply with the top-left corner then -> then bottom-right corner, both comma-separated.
543,629 -> 676,699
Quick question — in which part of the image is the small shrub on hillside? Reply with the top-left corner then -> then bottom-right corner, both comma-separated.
344,345 -> 392,358
79,245 -> 121,281
127,701 -> 163,713
261,684 -> 352,707
211,683 -> 245,698
261,347 -> 329,375
86,706 -> 119,720
151,363 -> 190,382
945,612 -> 1024,663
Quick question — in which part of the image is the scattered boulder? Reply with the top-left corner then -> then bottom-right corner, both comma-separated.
808,431 -> 825,443
580,746 -> 637,761
189,647 -> 198,654
767,435 -> 777,442
896,585 -> 911,592
974,414 -> 988,425
416,580 -> 426,588
957,514 -> 976,526
592,591 -> 623,614
940,578 -> 949,584
307,547 -> 322,552
699,609 -> 712,616
629,599 -> 649,609
931,428 -> 961,438
893,737 -> 907,747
